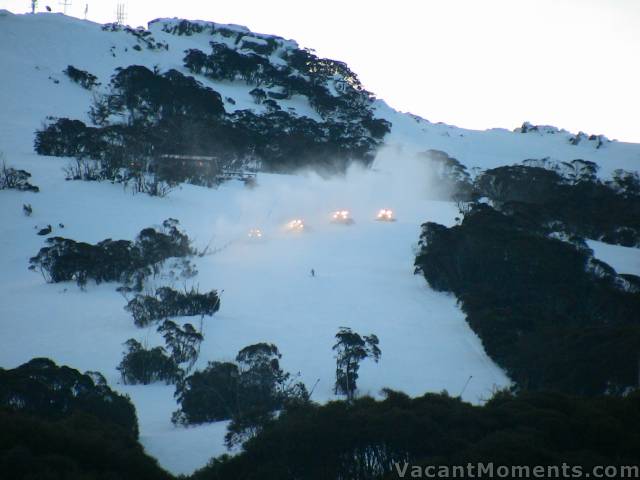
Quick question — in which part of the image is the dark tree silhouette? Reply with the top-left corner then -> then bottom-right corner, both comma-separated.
333,327 -> 381,401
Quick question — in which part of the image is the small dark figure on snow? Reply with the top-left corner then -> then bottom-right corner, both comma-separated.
58,223 -> 64,228
37,224 -> 52,236
310,269 -> 315,277
23,204 -> 33,216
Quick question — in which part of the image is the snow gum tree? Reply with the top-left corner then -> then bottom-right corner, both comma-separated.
333,327 -> 381,401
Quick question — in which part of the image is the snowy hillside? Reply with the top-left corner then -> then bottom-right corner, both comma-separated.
1,11 -> 639,476
1,10 -> 638,175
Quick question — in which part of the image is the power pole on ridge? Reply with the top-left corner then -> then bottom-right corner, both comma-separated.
116,2 -> 126,25
59,0 -> 71,15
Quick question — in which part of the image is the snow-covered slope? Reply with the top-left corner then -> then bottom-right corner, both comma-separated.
587,240 -> 640,277
0,11 -> 638,476
376,102 -> 640,178
0,159 -> 509,473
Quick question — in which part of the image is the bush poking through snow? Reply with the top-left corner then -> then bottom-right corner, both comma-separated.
172,343 -> 309,446
63,65 -> 100,90
101,23 -> 168,50
118,321 -> 205,386
117,339 -> 182,385
125,286 -> 221,327
0,161 -> 39,192
28,218 -> 193,289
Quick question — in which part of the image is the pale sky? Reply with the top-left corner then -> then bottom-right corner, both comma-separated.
4,0 -> 640,142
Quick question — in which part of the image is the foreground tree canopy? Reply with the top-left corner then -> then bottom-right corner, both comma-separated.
0,358 -> 138,437
193,389 -> 640,479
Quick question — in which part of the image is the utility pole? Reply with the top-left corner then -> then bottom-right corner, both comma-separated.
459,375 -> 473,398
116,2 -> 126,26
31,0 -> 37,14
59,0 -> 71,15
84,3 -> 88,19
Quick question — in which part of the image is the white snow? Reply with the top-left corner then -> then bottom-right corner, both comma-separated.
374,100 -> 640,178
0,153 -> 509,475
0,11 -> 639,476
587,240 -> 640,277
